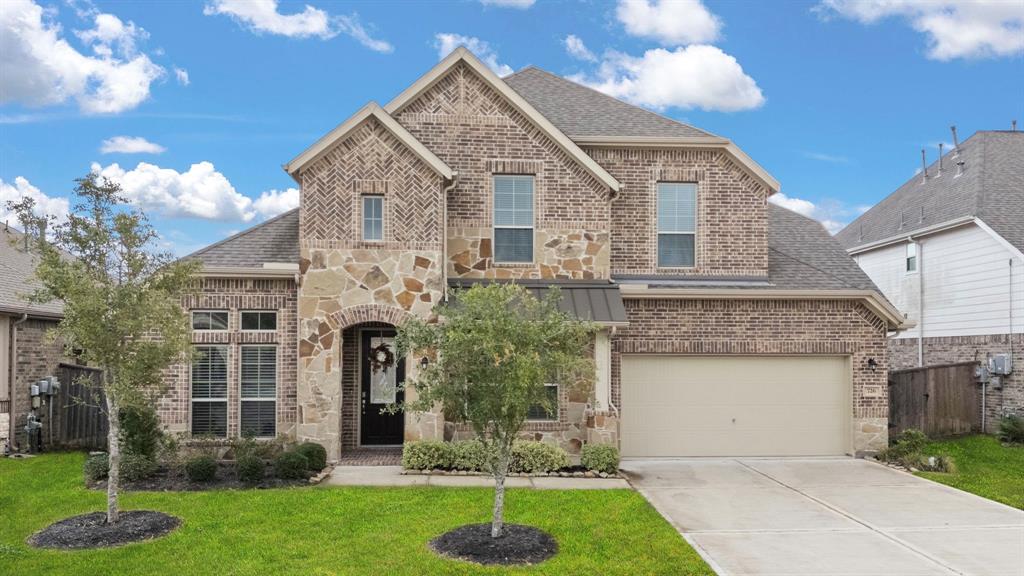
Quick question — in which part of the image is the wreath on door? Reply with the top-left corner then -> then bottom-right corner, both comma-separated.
369,342 -> 395,374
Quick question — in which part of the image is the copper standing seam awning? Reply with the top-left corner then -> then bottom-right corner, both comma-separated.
446,279 -> 628,327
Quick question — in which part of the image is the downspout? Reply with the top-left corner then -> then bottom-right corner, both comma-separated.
441,172 -> 459,302
914,238 -> 925,367
10,313 -> 28,451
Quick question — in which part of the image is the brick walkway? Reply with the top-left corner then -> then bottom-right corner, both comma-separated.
336,447 -> 402,466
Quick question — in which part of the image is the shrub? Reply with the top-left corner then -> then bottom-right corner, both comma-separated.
237,453 -> 265,484
120,452 -> 158,482
402,440 -> 453,471
581,444 -> 620,475
274,451 -> 310,480
185,454 -> 218,482
295,442 -> 327,471
83,453 -> 109,482
509,441 -> 569,473
119,404 -> 163,460
879,428 -> 929,462
451,440 -> 490,471
998,414 -> 1024,444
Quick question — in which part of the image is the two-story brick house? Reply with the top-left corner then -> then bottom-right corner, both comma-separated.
162,48 -> 906,460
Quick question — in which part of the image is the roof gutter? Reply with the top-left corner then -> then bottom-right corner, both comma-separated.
199,265 -> 299,280
845,216 -> 975,255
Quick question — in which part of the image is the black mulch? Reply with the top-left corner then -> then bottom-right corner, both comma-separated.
429,523 -> 558,566
88,463 -> 311,492
28,511 -> 181,550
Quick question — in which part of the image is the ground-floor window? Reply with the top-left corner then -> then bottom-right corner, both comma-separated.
240,345 -> 277,437
527,383 -> 559,421
191,345 -> 228,437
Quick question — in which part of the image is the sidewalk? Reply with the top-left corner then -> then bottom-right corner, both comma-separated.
323,466 -> 631,490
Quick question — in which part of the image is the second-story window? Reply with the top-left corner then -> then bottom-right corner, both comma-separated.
362,196 -> 383,242
657,182 -> 697,268
906,242 -> 918,272
192,310 -> 228,331
241,311 -> 277,331
493,175 -> 534,263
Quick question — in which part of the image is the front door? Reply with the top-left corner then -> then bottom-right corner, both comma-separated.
360,331 -> 405,445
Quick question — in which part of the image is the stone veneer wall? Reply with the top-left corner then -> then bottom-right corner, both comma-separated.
9,318 -> 68,449
613,298 -> 891,453
889,334 -> 1023,433
585,147 -> 770,278
159,278 -> 298,439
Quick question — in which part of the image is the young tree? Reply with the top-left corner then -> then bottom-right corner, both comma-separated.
12,174 -> 198,523
397,283 -> 596,538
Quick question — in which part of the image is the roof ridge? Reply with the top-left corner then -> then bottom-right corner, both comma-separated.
181,207 -> 298,262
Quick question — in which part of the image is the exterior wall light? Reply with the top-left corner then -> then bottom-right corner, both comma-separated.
867,358 -> 878,372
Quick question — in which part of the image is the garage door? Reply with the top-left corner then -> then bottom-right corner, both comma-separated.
621,355 -> 849,457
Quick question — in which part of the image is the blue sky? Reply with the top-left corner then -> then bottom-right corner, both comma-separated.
2,0 -> 1022,254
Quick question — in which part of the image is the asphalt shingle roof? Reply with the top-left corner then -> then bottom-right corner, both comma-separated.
184,208 -> 299,268
504,67 -> 713,140
0,226 -> 63,317
836,131 -> 1024,252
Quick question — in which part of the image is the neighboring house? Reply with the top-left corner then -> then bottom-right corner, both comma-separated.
1,225 -> 68,451
165,48 -> 906,460
837,130 -> 1023,431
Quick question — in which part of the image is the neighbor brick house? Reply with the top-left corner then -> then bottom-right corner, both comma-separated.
162,48 -> 906,460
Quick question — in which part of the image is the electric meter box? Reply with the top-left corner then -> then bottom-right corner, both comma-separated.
988,354 -> 1013,376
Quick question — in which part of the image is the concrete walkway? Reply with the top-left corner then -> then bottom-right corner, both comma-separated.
622,457 -> 1024,576
323,465 -> 631,490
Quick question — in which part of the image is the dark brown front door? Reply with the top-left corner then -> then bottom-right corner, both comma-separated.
360,331 -> 405,445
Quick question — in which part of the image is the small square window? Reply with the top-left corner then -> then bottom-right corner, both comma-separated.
906,243 -> 918,272
527,384 -> 558,421
192,311 -> 228,331
363,196 -> 383,242
241,311 -> 277,331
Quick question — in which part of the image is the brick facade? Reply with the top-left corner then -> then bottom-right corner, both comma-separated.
8,318 -> 69,449
889,334 -> 1023,432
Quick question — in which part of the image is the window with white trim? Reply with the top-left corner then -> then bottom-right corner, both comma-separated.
906,242 -> 917,272
362,195 -> 383,242
191,346 -> 228,437
240,345 -> 277,437
493,175 -> 534,263
657,182 -> 697,267
192,310 -> 228,331
527,383 -> 558,421
241,311 -> 277,331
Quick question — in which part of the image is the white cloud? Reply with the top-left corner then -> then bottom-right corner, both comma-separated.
803,151 -> 851,164
253,187 -> 299,218
204,0 -> 393,52
435,33 -> 513,76
564,34 -> 597,62
91,161 -> 257,222
616,0 -> 722,45
480,0 -> 536,8
769,193 -> 864,235
570,46 -> 764,112
0,176 -> 70,226
0,0 -> 165,114
818,0 -> 1024,60
100,136 -> 166,154
173,66 -> 190,86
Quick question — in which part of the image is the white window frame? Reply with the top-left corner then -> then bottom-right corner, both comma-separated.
239,345 -> 277,438
526,383 -> 559,422
191,310 -> 229,331
240,310 -> 278,332
492,175 -> 535,264
362,195 -> 384,242
906,242 -> 918,273
657,182 -> 698,269
191,345 -> 228,438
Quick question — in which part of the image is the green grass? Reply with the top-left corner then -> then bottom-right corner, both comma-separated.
0,453 -> 711,575
917,435 -> 1024,509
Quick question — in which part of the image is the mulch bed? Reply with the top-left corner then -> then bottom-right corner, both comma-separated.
28,511 -> 181,550
88,463 -> 315,492
430,523 -> 557,566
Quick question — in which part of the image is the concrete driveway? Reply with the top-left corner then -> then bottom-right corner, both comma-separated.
621,458 -> 1024,576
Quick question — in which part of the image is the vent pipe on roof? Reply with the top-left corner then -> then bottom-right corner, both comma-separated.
956,159 -> 965,177
951,125 -> 960,156
1013,120 -> 1018,131
920,148 -> 928,184
937,143 -> 944,176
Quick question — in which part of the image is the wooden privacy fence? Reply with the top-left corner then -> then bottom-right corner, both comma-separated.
888,361 -> 980,438
46,363 -> 108,450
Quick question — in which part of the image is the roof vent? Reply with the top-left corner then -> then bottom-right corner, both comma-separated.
937,143 -> 944,177
950,125 -> 960,156
956,159 -> 965,177
920,148 -> 928,184
1013,119 -> 1018,132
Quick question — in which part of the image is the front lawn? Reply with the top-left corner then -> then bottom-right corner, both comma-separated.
0,453 -> 711,575
917,434 -> 1024,509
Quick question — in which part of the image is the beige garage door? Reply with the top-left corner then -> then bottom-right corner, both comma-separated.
621,355 -> 850,457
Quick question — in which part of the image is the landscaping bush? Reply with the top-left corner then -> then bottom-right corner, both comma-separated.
83,453 -> 109,482
119,404 -> 163,460
237,453 -> 265,484
879,428 -> 929,462
451,440 -> 490,471
274,451 -> 310,479
295,442 -> 327,471
509,441 -> 569,473
998,414 -> 1024,444
580,444 -> 620,475
185,454 -> 218,482
120,452 -> 158,482
402,440 -> 453,471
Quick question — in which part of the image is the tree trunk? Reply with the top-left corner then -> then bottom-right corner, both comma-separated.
490,447 -> 510,538
105,393 -> 120,524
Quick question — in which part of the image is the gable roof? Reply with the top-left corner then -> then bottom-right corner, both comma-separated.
0,226 -> 63,318
383,47 -> 621,193
837,131 -> 1024,253
285,102 -> 454,182
504,67 -> 713,140
183,208 -> 299,269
